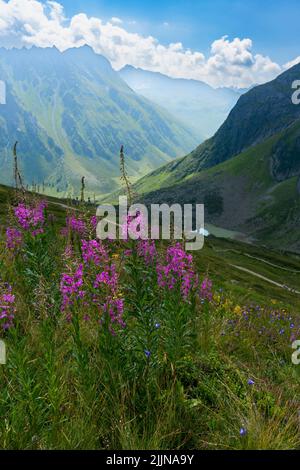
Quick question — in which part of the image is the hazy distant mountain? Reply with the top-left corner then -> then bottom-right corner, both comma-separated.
119,65 -> 241,141
133,63 -> 300,252
0,46 -> 198,196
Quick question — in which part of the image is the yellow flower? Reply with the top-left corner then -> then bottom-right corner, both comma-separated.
112,253 -> 120,260
113,290 -> 124,300
234,305 -> 242,315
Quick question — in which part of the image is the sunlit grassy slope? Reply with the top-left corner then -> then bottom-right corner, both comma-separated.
1,183 -> 299,312
132,121 -> 300,253
1,184 -> 300,450
1,185 -> 300,450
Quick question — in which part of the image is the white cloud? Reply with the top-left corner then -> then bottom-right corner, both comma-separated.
283,56 -> 300,70
110,17 -> 122,25
200,36 -> 281,87
0,0 -> 293,88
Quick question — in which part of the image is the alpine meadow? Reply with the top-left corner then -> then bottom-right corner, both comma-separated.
0,0 -> 300,457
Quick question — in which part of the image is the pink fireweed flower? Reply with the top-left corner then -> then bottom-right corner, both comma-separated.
63,245 -> 73,259
6,227 -> 23,251
31,201 -> 47,227
121,211 -> 147,240
81,239 -> 108,266
199,277 -> 213,302
90,216 -> 98,229
14,201 -> 47,231
137,240 -> 157,264
14,203 -> 31,230
103,297 -> 126,329
66,216 -> 86,235
93,264 -> 118,293
60,227 -> 69,237
157,243 -> 197,299
31,228 -> 44,237
60,264 -> 85,313
0,283 -> 16,331
124,249 -> 133,257
60,236 -> 123,333
121,215 -> 131,240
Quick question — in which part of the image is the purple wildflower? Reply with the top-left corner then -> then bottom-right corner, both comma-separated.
66,216 -> 86,235
137,239 -> 157,264
93,264 -> 118,293
0,283 -> 16,331
6,227 -> 23,251
156,243 -> 198,299
81,239 -> 108,266
199,277 -> 213,302
60,264 -> 85,314
14,201 -> 47,231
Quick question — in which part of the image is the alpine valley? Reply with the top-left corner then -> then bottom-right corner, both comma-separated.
119,65 -> 242,141
133,62 -> 300,252
0,45 -> 199,196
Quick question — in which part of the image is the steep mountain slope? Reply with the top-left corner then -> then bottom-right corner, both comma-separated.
0,46 -> 198,195
119,65 -> 240,141
134,63 -> 300,252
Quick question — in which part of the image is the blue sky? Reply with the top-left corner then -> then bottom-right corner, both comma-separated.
0,0 -> 299,87
62,0 -> 300,64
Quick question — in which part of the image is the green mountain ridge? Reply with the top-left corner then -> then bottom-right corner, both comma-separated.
119,65 -> 241,141
0,45 -> 198,196
133,63 -> 300,252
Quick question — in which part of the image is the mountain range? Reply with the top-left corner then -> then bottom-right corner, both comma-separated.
134,62 -> 300,252
0,45 -> 199,196
119,65 -> 241,141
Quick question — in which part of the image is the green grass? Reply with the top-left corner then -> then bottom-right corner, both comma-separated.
194,236 -> 300,311
0,185 -> 300,450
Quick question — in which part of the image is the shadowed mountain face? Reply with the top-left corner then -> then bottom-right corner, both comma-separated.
0,46 -> 198,195
119,65 -> 241,142
134,63 -> 300,252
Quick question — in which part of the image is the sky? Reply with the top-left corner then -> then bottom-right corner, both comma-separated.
0,0 -> 299,88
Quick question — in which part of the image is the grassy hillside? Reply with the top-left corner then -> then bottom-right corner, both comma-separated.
1,184 -> 299,311
127,63 -> 300,252
132,56 -> 300,196
0,184 -> 67,226
0,184 -> 300,450
133,119 -> 300,252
